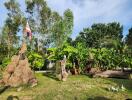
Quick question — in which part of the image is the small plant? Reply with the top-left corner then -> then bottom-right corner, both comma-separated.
1,57 -> 11,68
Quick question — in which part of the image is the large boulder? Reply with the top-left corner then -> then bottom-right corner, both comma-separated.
55,56 -> 68,81
0,42 -> 37,87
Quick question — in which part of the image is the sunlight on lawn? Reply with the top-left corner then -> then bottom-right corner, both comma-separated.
0,73 -> 132,100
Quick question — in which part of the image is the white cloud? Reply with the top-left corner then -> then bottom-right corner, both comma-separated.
0,0 -> 131,38
46,0 -> 132,39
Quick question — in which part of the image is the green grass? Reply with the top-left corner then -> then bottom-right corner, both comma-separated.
0,73 -> 132,100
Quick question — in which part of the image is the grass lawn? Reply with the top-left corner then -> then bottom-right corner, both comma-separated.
0,73 -> 132,100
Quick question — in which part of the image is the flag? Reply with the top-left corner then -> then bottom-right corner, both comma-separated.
24,21 -> 32,40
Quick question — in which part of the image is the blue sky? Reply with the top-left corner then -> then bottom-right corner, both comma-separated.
0,0 -> 132,39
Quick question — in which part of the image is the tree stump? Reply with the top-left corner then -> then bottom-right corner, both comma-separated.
56,55 -> 68,81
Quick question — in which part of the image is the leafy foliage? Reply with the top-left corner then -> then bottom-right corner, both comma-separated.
28,51 -> 44,70
0,0 -> 132,72
75,22 -> 123,48
126,27 -> 132,48
1,57 -> 11,68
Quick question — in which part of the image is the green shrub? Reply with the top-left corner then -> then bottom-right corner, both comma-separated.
1,57 -> 11,68
28,51 -> 44,70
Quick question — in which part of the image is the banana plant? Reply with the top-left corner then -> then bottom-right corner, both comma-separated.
28,51 -> 44,70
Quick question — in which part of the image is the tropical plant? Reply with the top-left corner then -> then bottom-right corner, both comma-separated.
1,57 -> 11,69
28,51 -> 44,70
75,43 -> 89,69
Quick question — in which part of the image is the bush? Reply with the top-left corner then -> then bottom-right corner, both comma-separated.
1,57 -> 11,69
28,51 -> 44,70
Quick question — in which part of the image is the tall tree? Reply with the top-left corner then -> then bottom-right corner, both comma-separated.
26,0 -> 61,49
26,0 -> 74,48
2,0 -> 22,57
51,13 -> 64,47
107,22 -> 123,40
74,22 -> 123,48
63,9 -> 74,41
126,27 -> 132,48
26,0 -> 47,51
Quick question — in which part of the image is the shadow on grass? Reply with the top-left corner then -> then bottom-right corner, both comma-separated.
81,73 -> 94,78
106,78 -> 132,91
87,96 -> 111,100
0,86 -> 10,95
7,95 -> 19,100
43,72 -> 60,81
82,71 -> 132,91
103,78 -> 132,100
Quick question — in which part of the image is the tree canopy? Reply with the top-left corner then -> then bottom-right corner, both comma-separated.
0,0 -> 132,71
74,22 -> 123,48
